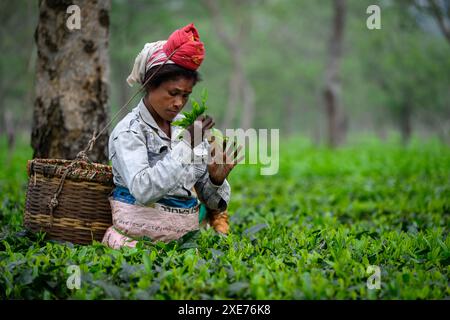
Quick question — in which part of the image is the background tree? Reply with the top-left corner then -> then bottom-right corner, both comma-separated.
412,0 -> 450,45
0,0 -> 36,155
360,0 -> 450,144
31,0 -> 110,163
323,0 -> 347,147
203,0 -> 256,130
1,0 -> 449,148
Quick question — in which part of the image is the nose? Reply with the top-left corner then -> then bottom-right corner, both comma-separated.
173,96 -> 183,109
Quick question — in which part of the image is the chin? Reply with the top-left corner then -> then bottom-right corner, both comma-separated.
166,112 -> 178,121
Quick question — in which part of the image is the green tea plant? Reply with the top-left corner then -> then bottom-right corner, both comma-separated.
171,88 -> 209,128
0,136 -> 449,299
172,88 -> 228,143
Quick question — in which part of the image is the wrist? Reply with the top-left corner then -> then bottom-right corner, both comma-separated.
209,176 -> 224,186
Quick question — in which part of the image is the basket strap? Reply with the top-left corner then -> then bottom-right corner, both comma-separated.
77,47 -> 181,161
45,48 -> 181,226
47,161 -> 77,227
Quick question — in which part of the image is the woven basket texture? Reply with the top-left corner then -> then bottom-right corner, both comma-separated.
24,159 -> 114,245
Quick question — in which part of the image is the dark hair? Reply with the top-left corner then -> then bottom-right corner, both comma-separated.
143,64 -> 201,92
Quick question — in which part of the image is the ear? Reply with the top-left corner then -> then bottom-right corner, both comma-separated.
144,87 -> 152,100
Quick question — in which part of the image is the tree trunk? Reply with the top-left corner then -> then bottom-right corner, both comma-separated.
31,0 -> 110,163
221,62 -> 242,130
204,0 -> 255,130
323,0 -> 347,148
0,86 -> 4,137
240,75 -> 256,130
425,0 -> 450,45
0,84 -> 16,154
284,95 -> 295,137
400,102 -> 412,144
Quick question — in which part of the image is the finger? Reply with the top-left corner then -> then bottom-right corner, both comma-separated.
225,145 -> 243,164
208,127 -> 215,142
202,116 -> 212,126
223,141 -> 229,163
226,140 -> 238,158
224,142 -> 234,163
222,139 -> 227,154
231,154 -> 245,166
210,139 -> 224,162
232,145 -> 243,163
225,140 -> 238,158
193,118 -> 204,129
202,116 -> 213,128
226,142 -> 242,158
201,121 -> 213,139
236,153 -> 245,164
202,118 -> 213,130
204,128 -> 214,144
236,144 -> 243,156
206,120 -> 215,129
204,128 -> 213,142
204,115 -> 214,123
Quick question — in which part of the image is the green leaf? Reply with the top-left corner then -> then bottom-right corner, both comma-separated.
243,223 -> 269,236
227,281 -> 249,295
143,253 -> 152,273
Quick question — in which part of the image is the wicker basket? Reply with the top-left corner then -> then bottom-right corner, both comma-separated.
24,158 -> 114,245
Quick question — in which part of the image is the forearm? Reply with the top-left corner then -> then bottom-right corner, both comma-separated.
195,175 -> 231,211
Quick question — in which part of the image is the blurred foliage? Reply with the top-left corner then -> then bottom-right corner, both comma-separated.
1,1 -> 449,300
0,0 -> 36,131
0,0 -> 449,142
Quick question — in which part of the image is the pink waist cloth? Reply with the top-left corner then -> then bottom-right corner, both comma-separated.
102,198 -> 200,249
102,226 -> 138,249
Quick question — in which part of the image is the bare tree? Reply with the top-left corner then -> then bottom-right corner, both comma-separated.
0,1 -> 36,151
323,0 -> 347,147
31,0 -> 110,163
415,0 -> 450,45
203,0 -> 255,130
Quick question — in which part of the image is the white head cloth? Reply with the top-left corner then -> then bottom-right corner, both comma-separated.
126,40 -> 175,87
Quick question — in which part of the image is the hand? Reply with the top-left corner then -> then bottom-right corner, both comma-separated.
183,115 -> 215,148
207,138 -> 244,185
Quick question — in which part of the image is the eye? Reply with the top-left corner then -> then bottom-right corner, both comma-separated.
183,93 -> 190,99
169,91 -> 177,97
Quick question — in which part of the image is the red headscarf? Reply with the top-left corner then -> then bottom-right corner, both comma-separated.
162,23 -> 205,71
128,24 -> 205,87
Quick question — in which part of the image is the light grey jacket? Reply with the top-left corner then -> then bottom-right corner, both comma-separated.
108,99 -> 230,211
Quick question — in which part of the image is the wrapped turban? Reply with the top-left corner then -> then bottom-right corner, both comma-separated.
127,23 -> 205,87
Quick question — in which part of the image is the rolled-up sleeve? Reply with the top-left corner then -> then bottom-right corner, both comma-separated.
112,130 -> 193,205
195,172 -> 231,211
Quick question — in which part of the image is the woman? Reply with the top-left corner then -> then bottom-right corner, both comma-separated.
102,23 -> 240,249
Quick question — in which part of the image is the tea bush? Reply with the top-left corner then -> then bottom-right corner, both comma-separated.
0,135 -> 448,299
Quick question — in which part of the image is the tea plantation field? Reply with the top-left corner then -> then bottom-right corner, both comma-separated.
0,136 -> 449,299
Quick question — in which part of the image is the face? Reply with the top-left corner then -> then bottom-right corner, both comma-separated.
145,77 -> 194,122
